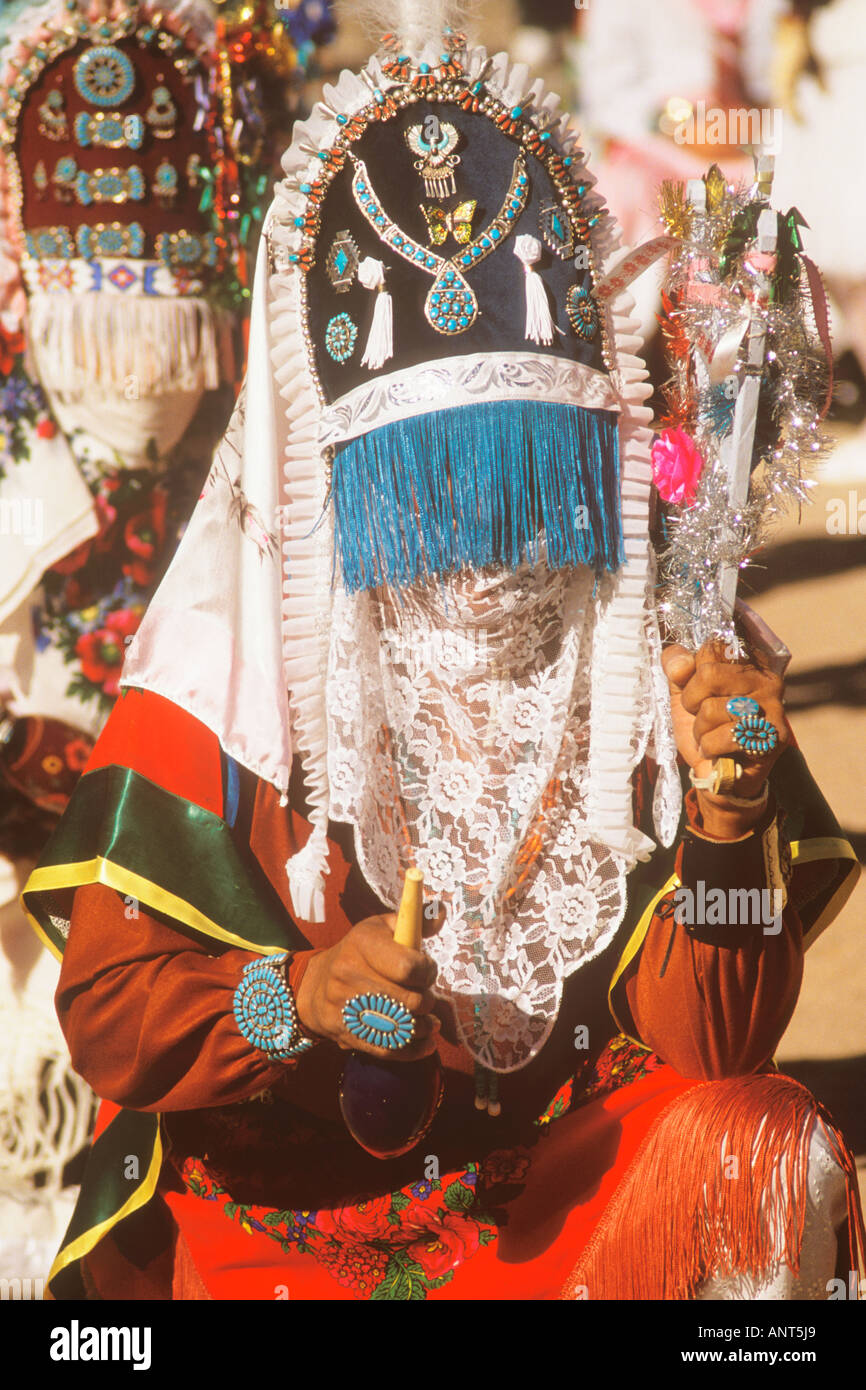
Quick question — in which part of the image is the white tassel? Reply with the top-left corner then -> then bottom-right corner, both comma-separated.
514,234 -> 555,346
358,256 -> 393,370
285,826 -> 329,923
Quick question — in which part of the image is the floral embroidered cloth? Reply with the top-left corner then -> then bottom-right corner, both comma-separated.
35,433 -> 205,720
169,1036 -> 666,1301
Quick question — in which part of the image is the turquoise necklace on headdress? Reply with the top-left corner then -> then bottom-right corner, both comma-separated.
349,150 -> 529,335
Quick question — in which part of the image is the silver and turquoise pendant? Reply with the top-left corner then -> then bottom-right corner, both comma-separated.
424,266 -> 477,334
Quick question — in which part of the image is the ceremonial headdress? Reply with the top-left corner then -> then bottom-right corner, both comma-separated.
0,0 -> 310,459
0,0 -> 321,616
123,2 -> 683,1070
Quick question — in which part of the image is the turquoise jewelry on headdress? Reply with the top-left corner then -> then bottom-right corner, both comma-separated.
154,229 -> 219,272
565,283 -> 598,340
153,159 -> 178,209
405,118 -> 461,197
74,44 -> 136,108
146,84 -> 178,140
34,161 -> 48,199
37,88 -> 68,142
732,713 -> 779,755
52,155 -> 77,202
539,200 -> 575,259
74,165 -> 146,207
74,110 -> 145,151
326,231 -> 360,292
233,954 -> 317,1061
350,151 -> 529,336
25,226 -> 75,260
325,312 -> 358,362
76,221 -> 145,259
342,993 -> 416,1050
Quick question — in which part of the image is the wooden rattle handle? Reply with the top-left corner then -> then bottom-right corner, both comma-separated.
393,867 -> 424,950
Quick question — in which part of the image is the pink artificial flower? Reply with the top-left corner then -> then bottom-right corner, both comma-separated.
650,428 -> 706,506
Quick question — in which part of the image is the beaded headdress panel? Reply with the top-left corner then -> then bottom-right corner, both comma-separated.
270,23 -> 627,593
0,0 -> 304,405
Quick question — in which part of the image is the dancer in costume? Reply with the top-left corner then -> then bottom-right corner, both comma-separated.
22,2 -> 865,1300
0,0 -> 330,1278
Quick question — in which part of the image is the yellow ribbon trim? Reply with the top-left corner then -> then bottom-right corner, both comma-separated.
28,850 -> 292,1289
23,856 -> 289,957
790,836 -> 859,866
48,1125 -> 164,1284
791,836 -> 860,950
606,834 -> 861,1037
607,872 -> 680,1039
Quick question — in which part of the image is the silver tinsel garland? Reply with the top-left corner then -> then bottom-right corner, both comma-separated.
654,169 -> 832,652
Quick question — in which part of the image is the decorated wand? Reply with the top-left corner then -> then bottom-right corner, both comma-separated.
652,158 -> 831,660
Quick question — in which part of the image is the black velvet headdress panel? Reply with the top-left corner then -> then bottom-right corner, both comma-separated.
272,39 -> 624,593
305,101 -> 604,399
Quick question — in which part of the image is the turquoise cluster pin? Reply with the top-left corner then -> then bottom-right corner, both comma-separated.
342,993 -> 416,1050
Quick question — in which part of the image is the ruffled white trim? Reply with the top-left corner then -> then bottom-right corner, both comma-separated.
268,258 -> 333,922
583,207 -> 683,856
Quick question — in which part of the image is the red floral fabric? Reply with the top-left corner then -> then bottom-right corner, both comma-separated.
171,1035 -> 666,1300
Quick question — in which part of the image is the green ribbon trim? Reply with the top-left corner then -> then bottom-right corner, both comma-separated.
719,204 -> 809,305
23,763 -> 308,959
26,762 -> 311,1298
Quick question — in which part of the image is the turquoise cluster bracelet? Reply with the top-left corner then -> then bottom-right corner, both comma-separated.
233,953 -> 317,1062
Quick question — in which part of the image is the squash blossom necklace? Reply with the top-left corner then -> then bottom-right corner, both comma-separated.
349,151 -> 529,334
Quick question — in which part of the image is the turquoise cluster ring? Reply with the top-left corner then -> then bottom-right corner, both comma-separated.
732,713 -> 779,755
342,993 -> 416,1050
726,696 -> 761,719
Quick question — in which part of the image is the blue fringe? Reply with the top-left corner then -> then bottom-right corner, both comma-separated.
331,400 -> 624,593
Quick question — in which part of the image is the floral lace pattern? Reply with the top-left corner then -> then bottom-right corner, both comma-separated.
327,559 -> 679,1072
